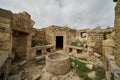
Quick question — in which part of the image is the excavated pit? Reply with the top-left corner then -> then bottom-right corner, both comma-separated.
46,53 -> 70,75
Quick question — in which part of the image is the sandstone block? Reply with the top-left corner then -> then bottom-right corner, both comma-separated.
0,17 -> 11,23
0,41 -> 12,51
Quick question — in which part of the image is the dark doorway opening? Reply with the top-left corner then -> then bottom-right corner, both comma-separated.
56,36 -> 63,49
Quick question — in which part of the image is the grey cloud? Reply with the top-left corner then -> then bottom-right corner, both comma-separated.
0,0 -> 115,29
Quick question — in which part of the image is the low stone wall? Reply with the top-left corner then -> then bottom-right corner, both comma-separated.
46,53 -> 70,75
35,45 -> 55,54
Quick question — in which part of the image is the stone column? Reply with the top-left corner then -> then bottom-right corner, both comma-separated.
115,0 -> 120,67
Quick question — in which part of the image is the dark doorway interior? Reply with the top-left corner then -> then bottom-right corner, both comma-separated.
56,36 -> 63,49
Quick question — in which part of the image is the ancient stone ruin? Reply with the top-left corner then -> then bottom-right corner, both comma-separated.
0,0 -> 120,80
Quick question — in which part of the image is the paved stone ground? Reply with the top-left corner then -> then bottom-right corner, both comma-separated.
8,50 -> 105,80
41,67 -> 82,80
9,60 -> 44,80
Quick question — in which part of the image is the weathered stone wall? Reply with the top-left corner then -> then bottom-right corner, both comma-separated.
0,8 -> 12,80
88,31 -> 104,54
115,0 -> 120,67
66,29 -> 77,45
88,29 -> 113,55
0,8 -> 12,52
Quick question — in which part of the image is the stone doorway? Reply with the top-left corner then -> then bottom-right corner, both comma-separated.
56,36 -> 63,50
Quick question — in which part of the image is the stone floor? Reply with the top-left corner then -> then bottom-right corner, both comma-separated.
9,60 -> 82,80
41,67 -> 82,80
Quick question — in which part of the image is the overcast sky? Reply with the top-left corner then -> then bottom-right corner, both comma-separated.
0,0 -> 116,29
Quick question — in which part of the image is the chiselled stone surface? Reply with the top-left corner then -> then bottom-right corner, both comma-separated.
13,11 -> 34,33
0,8 -> 12,80
32,28 -> 46,41
0,51 -> 8,70
0,32 -> 10,41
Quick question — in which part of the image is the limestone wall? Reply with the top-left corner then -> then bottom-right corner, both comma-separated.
115,0 -> 120,67
32,28 -> 46,41
0,8 -> 12,79
67,29 -> 77,45
0,8 -> 12,52
88,29 -> 113,55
